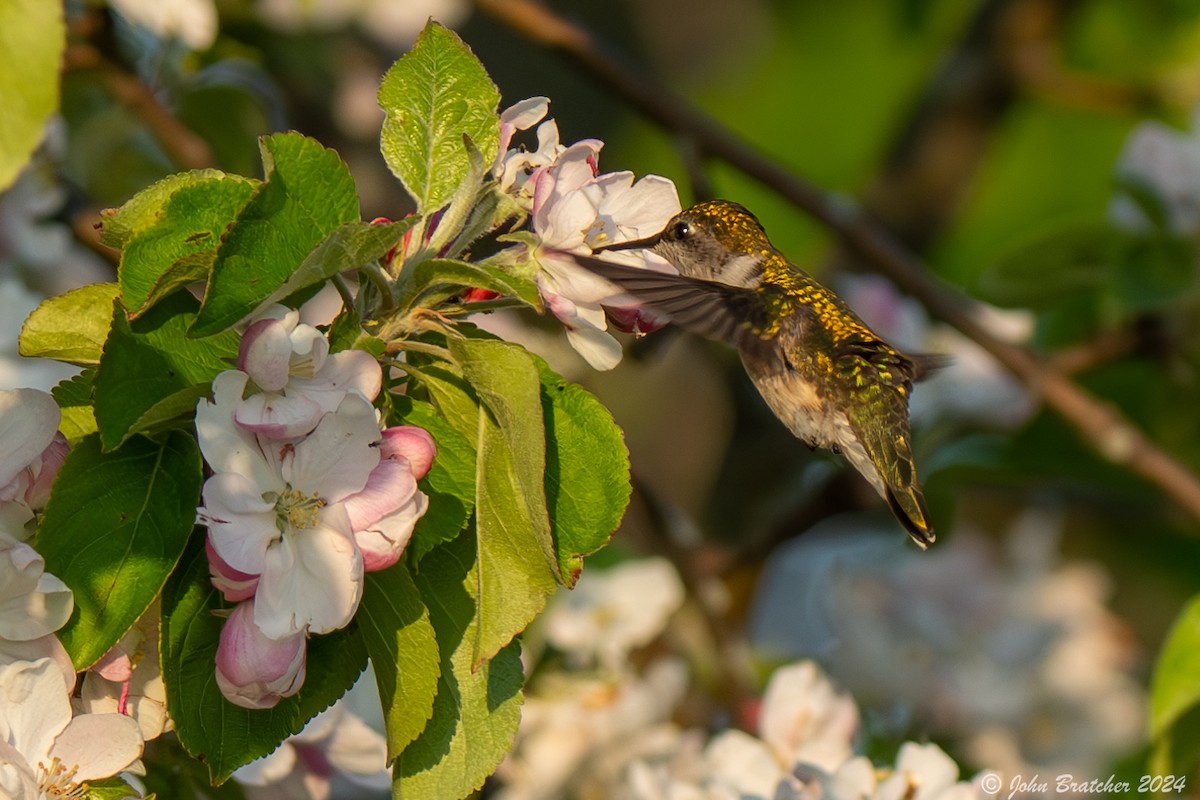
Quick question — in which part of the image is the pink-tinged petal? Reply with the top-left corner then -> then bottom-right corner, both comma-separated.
200,472 -> 279,576
92,648 -> 132,684
0,389 -> 60,490
255,505 -> 363,638
216,602 -> 307,710
298,282 -> 345,328
50,712 -> 143,781
355,493 -> 427,573
500,96 -> 549,131
22,433 -> 68,511
380,426 -> 436,480
207,538 -> 260,602
239,318 -> 294,391
285,395 -> 381,502
343,460 -> 418,534
235,391 -> 325,440
233,740 -> 298,786
605,304 -> 668,336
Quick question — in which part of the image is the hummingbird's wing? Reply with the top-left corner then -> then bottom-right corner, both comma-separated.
564,252 -> 769,344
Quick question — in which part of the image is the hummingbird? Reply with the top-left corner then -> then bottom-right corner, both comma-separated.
569,200 -> 937,548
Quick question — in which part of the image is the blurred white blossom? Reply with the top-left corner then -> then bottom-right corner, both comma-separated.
255,0 -> 470,47
544,556 -> 685,670
108,0 -> 219,50
1109,107 -> 1200,236
749,511 -> 1145,778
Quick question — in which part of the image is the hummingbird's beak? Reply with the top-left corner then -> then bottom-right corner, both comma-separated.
592,231 -> 662,253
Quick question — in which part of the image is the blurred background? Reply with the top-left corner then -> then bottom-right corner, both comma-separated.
7,0 -> 1200,793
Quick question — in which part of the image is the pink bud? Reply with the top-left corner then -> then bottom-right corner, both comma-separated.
238,318 -> 293,391
380,426 -> 436,480
215,602 -> 307,710
207,538 -> 259,602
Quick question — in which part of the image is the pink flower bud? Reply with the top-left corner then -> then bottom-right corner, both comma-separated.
206,538 -> 259,602
379,426 -> 436,480
605,304 -> 668,336
215,602 -> 307,710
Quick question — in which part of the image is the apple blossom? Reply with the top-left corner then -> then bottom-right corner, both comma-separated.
343,425 -> 436,572
0,658 -> 143,799
216,601 -> 308,710
529,141 -> 680,370
543,557 -> 685,671
0,538 -> 74,690
197,370 -> 377,639
0,388 -> 68,542
81,603 -> 171,741
492,97 -> 576,209
233,697 -> 390,799
234,305 -> 383,440
758,661 -> 858,774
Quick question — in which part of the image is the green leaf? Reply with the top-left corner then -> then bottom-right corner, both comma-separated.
360,563 -> 440,759
389,396 -> 475,561
0,0 -> 64,192
83,776 -> 143,800
395,531 -> 524,799
19,283 -> 120,366
115,172 -> 259,316
161,536 -> 369,784
1111,233 -> 1199,313
976,222 -> 1116,310
1151,594 -> 1200,741
379,22 -> 500,212
94,292 -> 239,451
193,133 -> 359,336
38,432 -> 202,670
52,371 -> 97,444
538,365 -> 631,585
100,169 -> 237,249
260,218 -> 417,310
407,362 -> 480,440
404,258 -> 542,310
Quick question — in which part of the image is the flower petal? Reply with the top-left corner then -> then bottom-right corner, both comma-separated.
207,538 -> 260,602
0,540 -> 73,641
50,712 -> 143,782
255,504 -> 363,638
200,471 -> 278,576
0,658 -> 71,767
0,389 -> 60,490
380,426 -> 436,479
216,602 -> 308,710
355,493 -> 426,573
234,390 -> 326,440
239,318 -> 295,391
285,394 -> 381,502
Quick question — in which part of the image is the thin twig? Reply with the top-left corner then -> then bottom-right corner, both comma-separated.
63,43 -> 215,171
475,0 -> 1200,525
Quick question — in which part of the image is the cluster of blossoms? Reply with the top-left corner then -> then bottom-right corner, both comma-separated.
1109,106 -> 1200,236
749,511 -> 1145,777
0,389 -> 149,798
196,304 -> 436,708
489,97 -> 682,370
495,557 -> 992,800
232,675 -> 391,799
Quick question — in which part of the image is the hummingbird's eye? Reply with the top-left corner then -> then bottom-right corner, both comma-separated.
671,221 -> 691,241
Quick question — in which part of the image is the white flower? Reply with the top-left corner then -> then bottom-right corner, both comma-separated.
493,97 -> 573,209
108,0 -> 218,50
80,603 -> 170,741
234,697 -> 389,799
543,557 -> 685,670
0,658 -> 143,799
236,306 -> 382,440
496,659 -> 690,800
530,143 -> 680,370
197,370 -> 376,639
0,538 -> 75,691
1109,107 -> 1200,235
0,388 -> 68,541
830,743 -> 983,800
759,661 -> 858,774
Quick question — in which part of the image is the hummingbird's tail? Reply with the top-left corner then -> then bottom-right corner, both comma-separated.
847,405 -> 935,549
885,483 -> 935,550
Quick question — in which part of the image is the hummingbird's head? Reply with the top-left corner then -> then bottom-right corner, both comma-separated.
596,200 -> 772,288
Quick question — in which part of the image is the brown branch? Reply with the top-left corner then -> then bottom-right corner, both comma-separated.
63,43 -> 215,172
475,0 -> 1200,525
